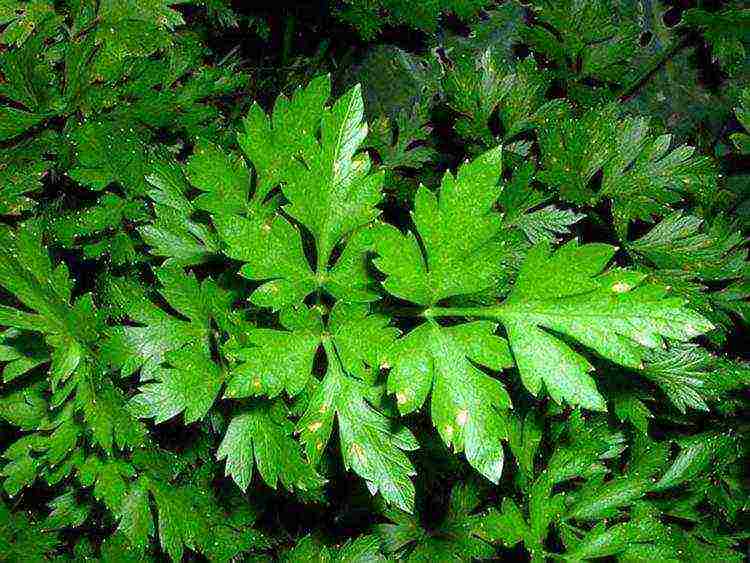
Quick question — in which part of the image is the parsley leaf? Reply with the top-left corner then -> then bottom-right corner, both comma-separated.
217,76 -> 384,308
485,241 -> 712,410
375,146 -> 505,305
218,399 -> 325,492
388,321 -> 512,483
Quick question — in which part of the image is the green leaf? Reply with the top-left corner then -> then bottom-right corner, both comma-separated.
600,127 -> 717,232
185,140 -> 250,215
227,302 -> 396,400
655,432 -> 739,490
536,104 -> 618,205
216,213 -> 316,311
67,121 -> 151,196
629,211 -> 746,282
566,442 -> 668,521
0,1 -> 57,47
0,382 -> 48,429
226,301 -> 414,510
506,410 -> 543,483
78,375 -> 146,452
685,6 -> 750,76
1,434 -> 46,496
48,194 -> 147,261
478,498 -> 528,548
641,345 -> 750,412
149,481 -> 201,562
513,205 -> 584,244
0,106 -> 46,141
336,0 -> 487,38
0,338 -> 49,382
329,301 -> 398,379
45,490 -> 90,530
491,241 -> 713,410
76,455 -> 133,514
0,135 -> 56,216
730,88 -> 750,154
0,23 -> 60,111
297,347 -> 417,512
282,534 -> 386,562
239,74 -> 331,203
388,320 -> 511,483
141,160 -> 223,266
117,479 -> 153,553
217,400 -> 324,492
222,76 -> 385,308
375,146 -> 505,305
444,51 -> 552,145
562,512 -> 663,560
364,107 -> 436,170
44,410 -> 82,466
612,392 -> 652,434
499,161 -> 584,244
537,105 -> 717,233
92,0 -> 185,80
281,81 -> 382,272
130,344 -> 224,424
225,307 -> 321,399
0,226 -> 96,343
376,481 -> 497,560
0,501 -> 61,561
103,267 -> 227,378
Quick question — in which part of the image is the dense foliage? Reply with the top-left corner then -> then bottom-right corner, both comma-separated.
1,1 -> 748,561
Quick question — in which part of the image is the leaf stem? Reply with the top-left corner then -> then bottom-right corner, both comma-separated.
372,304 -> 426,318
422,305 -> 504,319
281,11 -> 297,67
618,36 -> 691,101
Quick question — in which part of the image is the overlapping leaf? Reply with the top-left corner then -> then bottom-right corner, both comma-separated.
537,104 -> 717,235
216,75 -> 384,308
266,303 -> 416,512
103,265 -> 235,380
224,301 -> 416,510
296,354 -> 418,512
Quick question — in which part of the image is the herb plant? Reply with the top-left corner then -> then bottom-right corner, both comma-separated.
1,1 -> 748,561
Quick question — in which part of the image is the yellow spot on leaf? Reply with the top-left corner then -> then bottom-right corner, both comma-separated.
456,410 -> 469,427
612,281 -> 632,293
350,442 -> 365,462
308,421 -> 322,433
